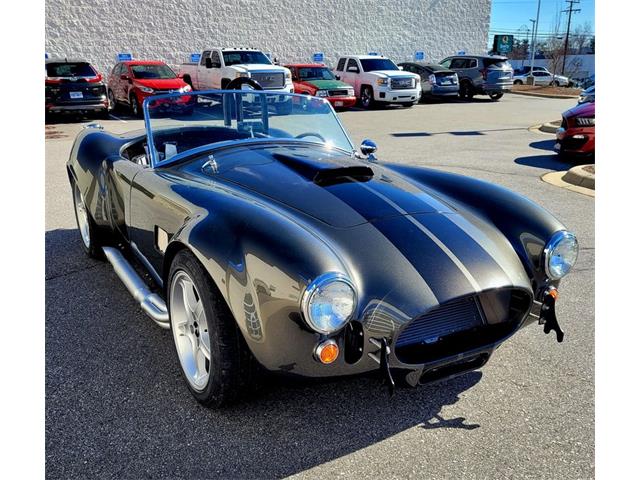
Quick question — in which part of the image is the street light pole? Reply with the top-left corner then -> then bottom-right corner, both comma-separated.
529,0 -> 542,79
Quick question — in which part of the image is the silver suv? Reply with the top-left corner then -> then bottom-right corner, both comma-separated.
439,55 -> 513,101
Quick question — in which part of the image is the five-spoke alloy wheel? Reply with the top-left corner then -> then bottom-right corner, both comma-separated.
170,270 -> 211,391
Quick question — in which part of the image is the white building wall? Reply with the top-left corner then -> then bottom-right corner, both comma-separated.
46,0 -> 491,75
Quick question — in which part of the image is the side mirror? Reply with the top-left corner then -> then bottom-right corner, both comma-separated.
205,57 -> 213,68
120,74 -> 129,81
360,139 -> 378,161
335,75 -> 341,80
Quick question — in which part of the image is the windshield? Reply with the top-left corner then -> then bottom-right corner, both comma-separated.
223,51 -> 272,66
143,91 -> 353,167
131,64 -> 177,79
297,67 -> 335,81
360,58 -> 399,72
46,62 -> 96,77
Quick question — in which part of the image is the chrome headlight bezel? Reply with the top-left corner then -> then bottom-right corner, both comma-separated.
138,86 -> 154,93
543,230 -> 579,280
301,272 -> 357,334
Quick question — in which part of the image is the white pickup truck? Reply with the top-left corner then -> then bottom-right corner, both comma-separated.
179,48 -> 294,112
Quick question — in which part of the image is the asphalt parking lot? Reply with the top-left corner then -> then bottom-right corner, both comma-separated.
45,94 -> 594,479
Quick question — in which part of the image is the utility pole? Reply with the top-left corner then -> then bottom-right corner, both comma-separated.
528,0 -> 541,80
561,0 -> 581,75
529,18 -> 537,69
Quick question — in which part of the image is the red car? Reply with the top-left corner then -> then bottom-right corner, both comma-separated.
285,63 -> 356,109
555,101 -> 595,158
107,60 -> 191,117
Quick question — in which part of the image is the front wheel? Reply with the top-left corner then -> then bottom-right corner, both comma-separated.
168,250 -> 262,407
359,86 -> 376,109
130,93 -> 142,117
72,182 -> 103,258
488,92 -> 504,101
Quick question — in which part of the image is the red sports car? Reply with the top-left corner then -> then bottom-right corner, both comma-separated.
555,101 -> 595,158
285,63 -> 356,109
107,60 -> 191,117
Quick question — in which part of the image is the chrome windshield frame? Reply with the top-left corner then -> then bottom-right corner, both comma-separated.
142,89 -> 355,169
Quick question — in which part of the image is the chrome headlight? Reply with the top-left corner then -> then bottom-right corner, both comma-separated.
178,85 -> 192,93
235,71 -> 250,79
346,87 -> 355,96
544,231 -> 579,280
285,70 -> 292,81
138,86 -> 154,93
376,77 -> 389,86
315,90 -> 329,97
301,273 -> 357,334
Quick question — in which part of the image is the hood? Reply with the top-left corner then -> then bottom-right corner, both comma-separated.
297,79 -> 352,90
205,144 -> 450,228
199,144 -> 530,300
564,101 -> 595,118
371,70 -> 419,78
134,78 -> 187,89
233,64 -> 286,73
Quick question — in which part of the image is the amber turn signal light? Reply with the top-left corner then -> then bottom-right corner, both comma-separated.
548,288 -> 559,300
315,340 -> 339,364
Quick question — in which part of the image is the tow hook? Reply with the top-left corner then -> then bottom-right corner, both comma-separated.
540,287 -> 564,342
368,337 -> 395,396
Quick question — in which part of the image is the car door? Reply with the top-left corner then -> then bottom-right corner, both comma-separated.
342,58 -> 361,93
197,51 -> 211,90
208,50 -> 223,89
533,71 -> 551,86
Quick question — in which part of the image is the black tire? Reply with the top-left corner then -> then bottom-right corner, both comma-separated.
168,250 -> 263,407
130,93 -> 142,118
107,89 -> 117,111
71,181 -> 103,259
459,81 -> 474,100
401,102 -> 415,108
514,80 -> 523,85
359,85 -> 376,109
552,80 -> 560,87
488,92 -> 504,101
182,75 -> 194,89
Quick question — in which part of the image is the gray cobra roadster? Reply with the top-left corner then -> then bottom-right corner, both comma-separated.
67,89 -> 578,406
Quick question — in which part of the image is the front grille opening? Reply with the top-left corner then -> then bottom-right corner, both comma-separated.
395,289 -> 531,365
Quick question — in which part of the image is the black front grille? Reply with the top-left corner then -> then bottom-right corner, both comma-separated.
329,89 -> 350,96
252,72 -> 285,89
394,289 -> 532,365
396,297 -> 484,348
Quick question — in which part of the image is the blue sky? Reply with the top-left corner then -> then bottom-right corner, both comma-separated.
489,0 -> 595,38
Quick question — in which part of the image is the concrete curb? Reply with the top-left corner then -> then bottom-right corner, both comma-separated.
541,165 -> 595,197
510,90 -> 579,99
539,121 -> 561,134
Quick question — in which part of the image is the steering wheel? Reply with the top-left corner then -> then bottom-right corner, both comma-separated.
225,77 -> 263,90
295,132 -> 326,142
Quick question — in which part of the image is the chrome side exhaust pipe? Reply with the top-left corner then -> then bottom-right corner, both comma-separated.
102,247 -> 170,329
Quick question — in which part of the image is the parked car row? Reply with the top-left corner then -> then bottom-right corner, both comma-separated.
513,66 -> 573,87
45,49 -> 517,118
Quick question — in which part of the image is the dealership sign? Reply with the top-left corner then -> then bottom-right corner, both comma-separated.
190,53 -> 201,63
116,52 -> 133,62
312,52 -> 324,62
414,51 -> 425,61
493,35 -> 514,54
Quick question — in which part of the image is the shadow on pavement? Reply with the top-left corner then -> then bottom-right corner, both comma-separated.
46,227 -> 484,479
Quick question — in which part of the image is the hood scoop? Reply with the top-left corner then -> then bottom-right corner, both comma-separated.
273,152 -> 374,186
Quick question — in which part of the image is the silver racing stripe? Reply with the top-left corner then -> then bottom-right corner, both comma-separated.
358,182 -> 483,292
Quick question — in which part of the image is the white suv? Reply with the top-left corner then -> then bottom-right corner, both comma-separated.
334,55 -> 421,108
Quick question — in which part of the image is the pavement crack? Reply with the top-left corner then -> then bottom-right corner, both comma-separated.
45,263 -> 103,282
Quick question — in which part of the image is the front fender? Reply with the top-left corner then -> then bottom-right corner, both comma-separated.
386,164 -> 566,294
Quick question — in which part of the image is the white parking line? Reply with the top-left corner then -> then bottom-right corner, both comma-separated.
109,114 -> 128,123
